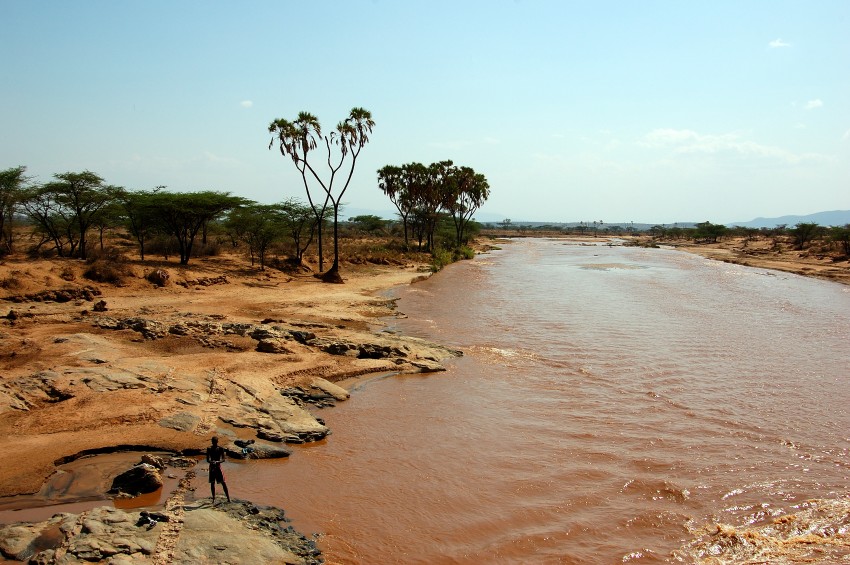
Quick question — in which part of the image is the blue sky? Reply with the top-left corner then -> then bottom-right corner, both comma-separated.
2,1 -> 848,224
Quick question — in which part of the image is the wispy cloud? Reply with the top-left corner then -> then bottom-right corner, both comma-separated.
240,100 -> 253,108
641,128 -> 831,164
805,99 -> 823,110
843,129 -> 850,141
769,38 -> 791,48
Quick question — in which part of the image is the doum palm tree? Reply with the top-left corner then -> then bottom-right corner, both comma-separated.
269,107 -> 374,280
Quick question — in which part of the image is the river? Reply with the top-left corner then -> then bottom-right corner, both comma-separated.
233,238 -> 850,563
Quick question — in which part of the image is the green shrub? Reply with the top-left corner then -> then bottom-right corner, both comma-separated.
430,248 -> 453,272
454,246 -> 475,260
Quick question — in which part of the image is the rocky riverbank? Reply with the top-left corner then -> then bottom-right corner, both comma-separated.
0,499 -> 324,564
0,253 -> 462,563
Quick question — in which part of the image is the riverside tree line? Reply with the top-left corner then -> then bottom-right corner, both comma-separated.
267,108 -> 489,280
647,221 -> 850,255
0,107 -> 492,275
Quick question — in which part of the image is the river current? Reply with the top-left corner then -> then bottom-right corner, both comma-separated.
237,238 -> 850,563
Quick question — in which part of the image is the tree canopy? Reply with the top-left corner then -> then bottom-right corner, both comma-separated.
378,160 -> 490,250
0,166 -> 29,255
20,170 -> 119,259
148,191 -> 247,265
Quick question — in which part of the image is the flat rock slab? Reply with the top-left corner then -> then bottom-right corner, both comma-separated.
0,501 -> 322,564
158,411 -> 201,432
175,504 -> 300,564
68,367 -> 148,392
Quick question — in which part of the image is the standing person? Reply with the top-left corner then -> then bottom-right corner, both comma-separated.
206,437 -> 231,504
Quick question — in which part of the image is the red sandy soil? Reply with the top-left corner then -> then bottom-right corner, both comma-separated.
0,252 -> 434,499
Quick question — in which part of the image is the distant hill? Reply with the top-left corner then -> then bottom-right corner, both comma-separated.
729,210 -> 850,229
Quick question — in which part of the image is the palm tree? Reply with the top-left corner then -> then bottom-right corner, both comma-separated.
269,107 -> 374,281
269,113 -> 334,271
327,107 -> 375,276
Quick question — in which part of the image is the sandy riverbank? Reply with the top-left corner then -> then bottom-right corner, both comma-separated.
0,252 -> 461,562
655,236 -> 850,286
488,232 -> 850,285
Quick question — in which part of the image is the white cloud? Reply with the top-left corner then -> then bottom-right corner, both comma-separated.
641,128 -> 832,164
769,38 -> 791,48
240,100 -> 253,108
843,129 -> 850,141
805,99 -> 823,110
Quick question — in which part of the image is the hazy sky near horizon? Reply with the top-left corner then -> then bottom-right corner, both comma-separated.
3,1 -> 848,225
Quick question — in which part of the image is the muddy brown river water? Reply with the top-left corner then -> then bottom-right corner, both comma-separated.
8,238 -> 850,563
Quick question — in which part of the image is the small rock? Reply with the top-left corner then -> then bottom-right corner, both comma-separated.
310,377 -> 350,401
289,330 -> 316,344
410,360 -> 447,372
257,428 -> 286,443
140,454 -> 167,470
256,338 -> 292,354
167,456 -> 197,468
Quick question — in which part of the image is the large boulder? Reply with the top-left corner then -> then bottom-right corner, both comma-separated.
108,463 -> 163,497
145,269 -> 170,287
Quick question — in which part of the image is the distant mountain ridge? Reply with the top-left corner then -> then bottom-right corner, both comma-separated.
729,210 -> 850,228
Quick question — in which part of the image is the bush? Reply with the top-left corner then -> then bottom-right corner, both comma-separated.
26,245 -> 56,259
83,260 -> 132,285
430,248 -> 454,272
0,271 -> 26,291
196,241 -> 222,257
145,236 -> 174,258
454,246 -> 475,260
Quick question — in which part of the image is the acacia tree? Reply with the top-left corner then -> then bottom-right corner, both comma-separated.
118,188 -> 166,261
269,107 -> 375,281
226,203 -> 288,270
20,186 -> 77,256
90,199 -> 125,253
21,171 -> 118,258
150,190 -> 246,265
280,198 -> 316,265
24,171 -> 119,260
0,166 -> 29,255
791,222 -> 822,250
693,221 -> 727,244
